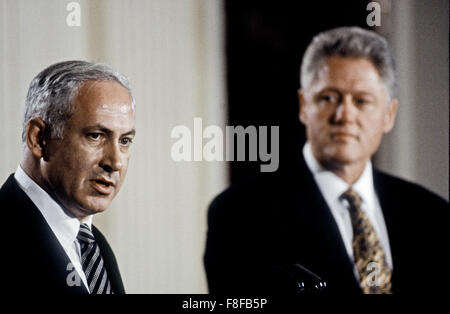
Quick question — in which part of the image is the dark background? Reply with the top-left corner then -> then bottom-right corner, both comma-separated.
225,0 -> 372,183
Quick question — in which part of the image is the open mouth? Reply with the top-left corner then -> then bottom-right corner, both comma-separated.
90,179 -> 115,195
95,179 -> 113,187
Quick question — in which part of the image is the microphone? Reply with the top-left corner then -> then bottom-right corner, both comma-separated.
271,263 -> 327,294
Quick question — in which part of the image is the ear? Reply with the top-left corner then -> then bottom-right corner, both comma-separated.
298,89 -> 308,125
383,98 -> 398,133
25,118 -> 48,159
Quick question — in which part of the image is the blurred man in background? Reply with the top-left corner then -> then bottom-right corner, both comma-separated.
204,27 -> 448,294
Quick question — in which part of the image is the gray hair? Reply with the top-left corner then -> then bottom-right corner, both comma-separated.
300,26 -> 397,99
22,60 -> 134,145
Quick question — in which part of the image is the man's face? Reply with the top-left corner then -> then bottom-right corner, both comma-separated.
42,81 -> 135,219
299,56 -> 397,169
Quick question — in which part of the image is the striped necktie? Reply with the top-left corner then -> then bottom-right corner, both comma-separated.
341,189 -> 392,294
77,223 -> 113,294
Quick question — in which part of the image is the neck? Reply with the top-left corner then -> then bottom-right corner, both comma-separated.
21,151 -> 45,188
20,151 -> 84,221
321,159 -> 367,185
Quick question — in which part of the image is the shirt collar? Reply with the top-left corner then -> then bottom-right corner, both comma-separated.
14,165 -> 93,248
302,142 -> 375,209
352,161 -> 375,208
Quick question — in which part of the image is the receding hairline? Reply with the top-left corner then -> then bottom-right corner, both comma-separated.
74,79 -> 133,100
21,60 -> 135,146
303,55 -> 386,90
300,26 -> 397,99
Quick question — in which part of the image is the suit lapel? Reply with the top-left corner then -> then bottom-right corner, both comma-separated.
372,170 -> 400,292
3,174 -> 88,294
93,226 -> 125,294
278,156 -> 361,292
30,213 -> 89,294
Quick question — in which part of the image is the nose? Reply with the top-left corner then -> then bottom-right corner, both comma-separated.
100,141 -> 123,173
332,94 -> 357,124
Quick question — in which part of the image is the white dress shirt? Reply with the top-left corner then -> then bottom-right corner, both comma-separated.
302,142 -> 393,279
14,165 -> 92,292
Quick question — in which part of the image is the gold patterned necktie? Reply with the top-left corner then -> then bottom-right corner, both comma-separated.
341,189 -> 392,294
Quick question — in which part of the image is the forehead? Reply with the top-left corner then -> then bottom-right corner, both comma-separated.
311,56 -> 385,94
69,80 -> 135,129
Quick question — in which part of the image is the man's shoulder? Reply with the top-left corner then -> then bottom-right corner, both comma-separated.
0,174 -> 18,199
0,173 -> 33,215
208,173 -> 283,211
374,169 -> 448,207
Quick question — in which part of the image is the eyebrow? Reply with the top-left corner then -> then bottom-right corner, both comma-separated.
122,129 -> 136,136
319,87 -> 376,97
319,87 -> 340,93
83,125 -> 136,136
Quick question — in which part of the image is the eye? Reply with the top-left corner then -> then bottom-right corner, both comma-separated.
318,93 -> 339,104
355,98 -> 371,106
87,133 -> 102,140
120,137 -> 133,146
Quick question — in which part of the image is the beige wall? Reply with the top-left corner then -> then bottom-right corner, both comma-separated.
375,0 -> 449,201
0,0 -> 226,293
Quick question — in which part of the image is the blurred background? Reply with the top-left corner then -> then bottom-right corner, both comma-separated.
0,0 -> 448,293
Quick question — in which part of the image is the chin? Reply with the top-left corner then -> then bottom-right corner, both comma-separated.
80,197 -> 112,215
323,146 -> 362,165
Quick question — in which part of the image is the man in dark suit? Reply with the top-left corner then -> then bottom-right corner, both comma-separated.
204,27 -> 448,295
1,60 -> 136,294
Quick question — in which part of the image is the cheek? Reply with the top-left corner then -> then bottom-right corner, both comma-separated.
65,148 -> 88,169
360,116 -> 386,146
308,112 -> 330,135
119,155 -> 131,178
364,113 -> 385,133
61,145 -> 100,185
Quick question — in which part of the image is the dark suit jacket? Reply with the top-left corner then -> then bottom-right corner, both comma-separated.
0,174 -> 125,294
204,154 -> 448,295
